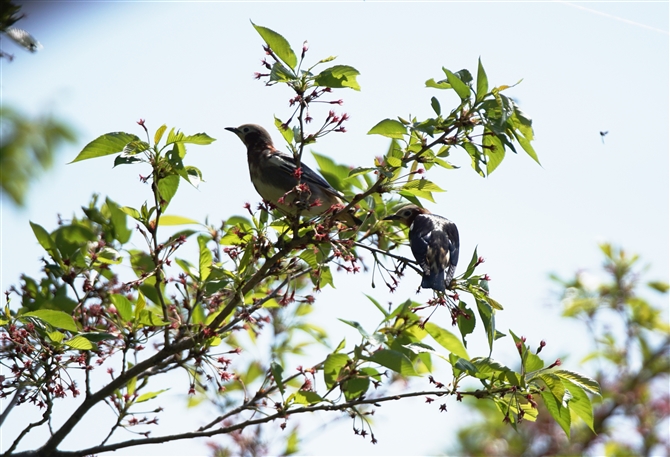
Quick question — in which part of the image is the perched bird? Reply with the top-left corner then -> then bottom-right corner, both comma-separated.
226,124 -> 360,226
384,205 -> 459,292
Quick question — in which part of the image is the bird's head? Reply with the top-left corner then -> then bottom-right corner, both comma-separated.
225,124 -> 274,149
383,204 -> 429,226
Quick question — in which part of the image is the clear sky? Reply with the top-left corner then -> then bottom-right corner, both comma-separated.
1,1 -> 668,456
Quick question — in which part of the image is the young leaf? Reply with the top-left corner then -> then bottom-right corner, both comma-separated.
252,22 -> 297,70
476,57 -> 489,101
154,124 -> 167,145
30,221 -> 60,261
314,65 -> 361,91
553,369 -> 601,396
70,132 -> 140,163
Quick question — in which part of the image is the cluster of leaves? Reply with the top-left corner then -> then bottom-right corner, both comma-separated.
451,244 -> 669,456
1,23 -> 598,457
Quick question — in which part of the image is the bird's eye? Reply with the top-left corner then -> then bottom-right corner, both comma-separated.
402,210 -> 412,217
243,127 -> 249,133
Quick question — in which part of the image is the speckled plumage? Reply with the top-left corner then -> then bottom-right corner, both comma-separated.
226,124 -> 360,226
385,205 -> 459,292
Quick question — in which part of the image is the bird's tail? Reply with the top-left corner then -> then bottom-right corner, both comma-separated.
421,270 -> 446,292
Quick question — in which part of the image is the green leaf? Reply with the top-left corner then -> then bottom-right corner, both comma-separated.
47,330 -> 65,343
365,294 -> 389,318
402,179 -> 444,192
314,65 -> 361,91
178,133 -> 216,145
648,281 -> 669,293
291,391 -> 323,405
425,78 -> 451,90
457,301 -> 476,346
512,129 -> 540,165
105,198 -> 132,244
120,206 -> 141,221
252,22 -> 297,70
562,379 -> 595,432
198,235 -> 212,282
524,352 -> 544,372
540,389 -> 571,437
343,376 -> 370,401
22,310 -> 77,332
30,221 -> 60,261
64,335 -> 94,350
311,151 -> 352,191
367,349 -> 418,376
483,130 -> 505,175
156,174 -> 179,210
70,132 -> 140,163
553,369 -> 601,396
368,119 -> 407,139
430,96 -> 441,116
274,117 -> 294,144
136,389 -> 169,403
110,294 -> 133,322
443,68 -> 471,100
324,353 -> 349,389
271,362 -> 285,396
158,215 -> 199,226
424,323 -> 469,359
475,57 -> 489,101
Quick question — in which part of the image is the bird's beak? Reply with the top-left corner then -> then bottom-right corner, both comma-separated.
383,214 -> 401,221
225,127 -> 239,135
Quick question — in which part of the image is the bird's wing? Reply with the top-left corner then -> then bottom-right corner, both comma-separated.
409,218 -> 433,272
269,151 -> 344,198
442,221 -> 459,267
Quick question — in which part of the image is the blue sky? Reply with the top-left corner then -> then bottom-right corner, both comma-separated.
1,2 -> 668,456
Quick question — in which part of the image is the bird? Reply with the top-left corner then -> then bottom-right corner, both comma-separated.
226,124 -> 361,226
384,204 -> 459,292
599,131 -> 609,144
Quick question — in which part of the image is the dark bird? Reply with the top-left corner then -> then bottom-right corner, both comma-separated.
226,124 -> 360,226
600,131 -> 609,144
384,205 -> 459,292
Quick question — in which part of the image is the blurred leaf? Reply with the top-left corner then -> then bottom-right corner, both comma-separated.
198,235 -> 212,282
425,78 -> 451,90
271,362 -> 285,396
